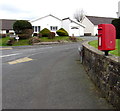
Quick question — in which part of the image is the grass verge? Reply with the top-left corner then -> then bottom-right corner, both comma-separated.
0,36 -> 82,46
88,39 -> 120,56
0,37 -> 30,46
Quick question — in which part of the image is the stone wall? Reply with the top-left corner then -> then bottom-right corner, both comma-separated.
81,41 -> 120,109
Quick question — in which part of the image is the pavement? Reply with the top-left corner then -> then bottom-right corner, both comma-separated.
2,37 -> 114,109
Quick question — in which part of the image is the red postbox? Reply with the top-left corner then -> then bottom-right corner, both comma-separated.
98,24 -> 116,55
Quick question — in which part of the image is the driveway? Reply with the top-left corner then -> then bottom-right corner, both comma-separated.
2,43 -> 113,109
80,36 -> 98,41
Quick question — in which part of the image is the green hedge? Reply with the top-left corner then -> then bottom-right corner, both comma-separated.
13,20 -> 32,34
13,20 -> 33,39
112,19 -> 120,39
39,28 -> 51,37
56,28 -> 69,36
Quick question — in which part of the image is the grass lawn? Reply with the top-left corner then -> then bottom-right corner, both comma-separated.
0,37 -> 30,46
89,39 -> 120,56
40,36 -> 70,42
0,36 -> 82,46
0,37 -> 10,46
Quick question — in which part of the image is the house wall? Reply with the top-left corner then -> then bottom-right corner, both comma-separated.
0,30 -> 14,34
2,30 -> 7,34
61,19 -> 70,34
94,25 -> 98,36
69,22 -> 80,36
0,30 -> 2,34
79,26 -> 84,36
62,20 -> 84,36
82,17 -> 94,36
69,22 -> 84,36
31,16 -> 61,34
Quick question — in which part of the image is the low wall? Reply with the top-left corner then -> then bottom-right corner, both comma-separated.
81,41 -> 120,109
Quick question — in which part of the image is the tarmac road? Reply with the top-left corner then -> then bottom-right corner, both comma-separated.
2,42 -> 114,109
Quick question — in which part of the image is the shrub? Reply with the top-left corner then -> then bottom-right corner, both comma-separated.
28,37 -> 41,45
56,28 -> 69,36
40,28 -> 51,37
7,38 -> 15,46
13,20 -> 33,39
9,32 -> 14,35
69,36 -> 77,42
38,33 -> 42,38
13,20 -> 32,34
60,28 -> 69,35
56,30 -> 66,36
112,19 -> 120,39
33,33 -> 38,36
18,29 -> 33,39
48,32 -> 55,39
0,34 -> 6,38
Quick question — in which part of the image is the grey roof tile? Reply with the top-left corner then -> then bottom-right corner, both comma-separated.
86,16 -> 116,25
0,19 -> 16,30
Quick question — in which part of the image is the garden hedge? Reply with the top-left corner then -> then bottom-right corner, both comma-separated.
112,19 -> 120,39
56,28 -> 69,36
13,20 -> 33,39
39,28 -> 51,37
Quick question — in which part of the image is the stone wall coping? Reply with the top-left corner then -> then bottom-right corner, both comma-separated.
82,41 -> 120,63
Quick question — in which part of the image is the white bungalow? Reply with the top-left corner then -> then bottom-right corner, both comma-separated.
30,14 -> 62,34
30,14 -> 85,36
62,17 -> 85,36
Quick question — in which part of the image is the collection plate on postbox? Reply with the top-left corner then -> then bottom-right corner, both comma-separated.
98,24 -> 116,56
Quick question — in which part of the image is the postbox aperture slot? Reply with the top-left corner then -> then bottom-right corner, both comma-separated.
98,28 -> 102,30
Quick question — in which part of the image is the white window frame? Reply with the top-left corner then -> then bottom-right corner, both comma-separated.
33,26 -> 41,33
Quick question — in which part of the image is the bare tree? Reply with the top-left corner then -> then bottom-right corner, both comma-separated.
74,9 -> 86,22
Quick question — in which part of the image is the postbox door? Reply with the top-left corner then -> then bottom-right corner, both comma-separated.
104,24 -> 116,50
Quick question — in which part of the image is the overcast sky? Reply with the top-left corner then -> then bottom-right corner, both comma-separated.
0,0 -> 119,20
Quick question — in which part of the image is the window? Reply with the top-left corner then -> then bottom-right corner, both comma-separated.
6,30 -> 9,33
33,26 -> 41,32
35,26 -> 37,32
50,26 -> 52,30
32,26 -> 34,30
38,26 -> 40,32
50,26 -> 58,31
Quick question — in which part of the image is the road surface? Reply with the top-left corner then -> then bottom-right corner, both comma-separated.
2,42 -> 113,109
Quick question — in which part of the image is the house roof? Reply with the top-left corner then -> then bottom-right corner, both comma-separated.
86,16 -> 116,25
0,19 -> 17,30
30,14 -> 62,22
62,17 -> 85,28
